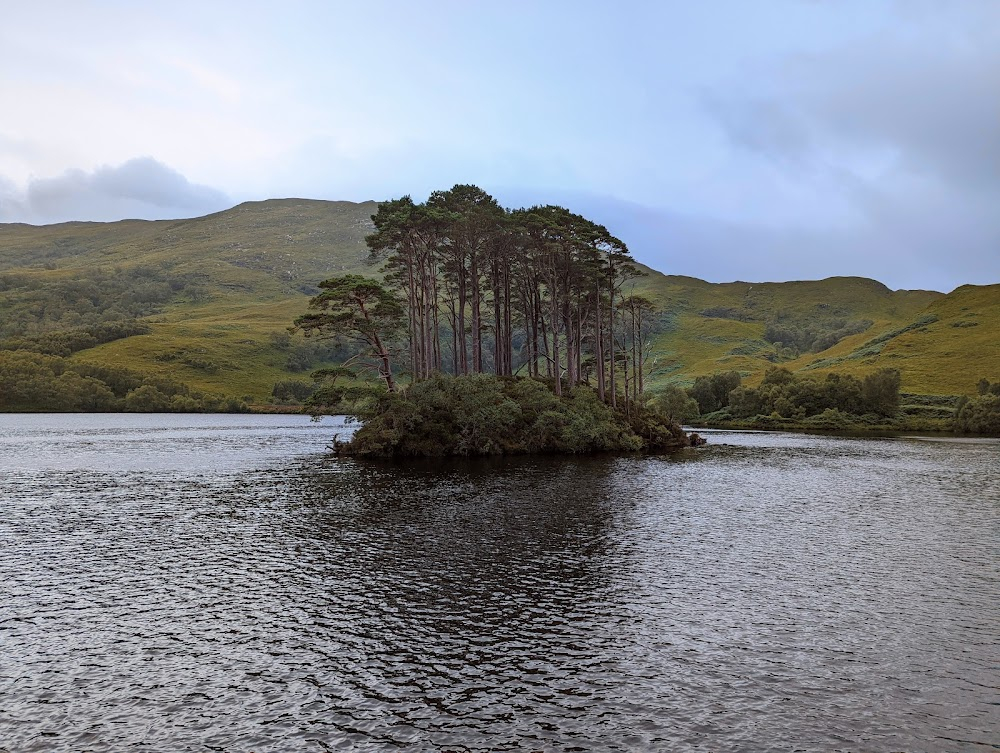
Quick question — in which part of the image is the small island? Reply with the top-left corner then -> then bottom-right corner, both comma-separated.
293,186 -> 704,456
327,374 -> 701,457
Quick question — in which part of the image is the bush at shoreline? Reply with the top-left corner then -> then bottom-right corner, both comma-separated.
325,374 -> 701,458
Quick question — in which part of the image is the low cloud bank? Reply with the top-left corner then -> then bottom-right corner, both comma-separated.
0,157 -> 230,225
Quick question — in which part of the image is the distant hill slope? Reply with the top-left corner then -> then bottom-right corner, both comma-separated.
629,271 -> 943,386
1,199 -> 995,401
796,282 -> 1000,395
0,198 -> 377,281
0,200 -> 379,400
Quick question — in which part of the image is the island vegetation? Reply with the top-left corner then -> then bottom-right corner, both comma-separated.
328,374 -> 695,457
293,185 -> 700,455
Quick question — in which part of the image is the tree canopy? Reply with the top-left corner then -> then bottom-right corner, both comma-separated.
303,184 -> 655,410
294,274 -> 404,391
956,378 -> 1000,434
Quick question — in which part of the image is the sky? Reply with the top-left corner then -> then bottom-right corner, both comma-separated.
1,1 -> 997,292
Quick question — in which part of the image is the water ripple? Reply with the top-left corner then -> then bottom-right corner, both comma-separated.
0,417 -> 997,752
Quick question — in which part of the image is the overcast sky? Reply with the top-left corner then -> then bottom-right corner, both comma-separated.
1,1 -> 997,292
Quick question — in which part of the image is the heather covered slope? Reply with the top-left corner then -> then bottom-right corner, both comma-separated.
1,198 -> 995,404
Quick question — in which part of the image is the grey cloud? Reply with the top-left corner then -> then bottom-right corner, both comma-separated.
702,97 -> 814,169
0,174 -> 28,224
91,158 -> 228,209
0,158 -> 230,224
806,44 -> 1000,188
695,10 -> 1000,291
707,15 -> 1000,190
490,4 -> 1000,293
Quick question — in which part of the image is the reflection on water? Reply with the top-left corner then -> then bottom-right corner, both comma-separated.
0,415 -> 997,752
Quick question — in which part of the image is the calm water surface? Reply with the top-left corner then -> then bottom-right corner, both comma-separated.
1,414 -> 997,752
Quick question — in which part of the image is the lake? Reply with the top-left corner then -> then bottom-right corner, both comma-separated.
1,414 -> 997,752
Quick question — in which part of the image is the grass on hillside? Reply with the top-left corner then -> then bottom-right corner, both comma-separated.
631,274 -> 966,393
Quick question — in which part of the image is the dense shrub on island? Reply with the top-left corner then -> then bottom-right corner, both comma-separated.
316,374 -> 701,457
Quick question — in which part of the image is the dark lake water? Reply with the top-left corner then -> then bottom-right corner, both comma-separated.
1,414 -> 998,752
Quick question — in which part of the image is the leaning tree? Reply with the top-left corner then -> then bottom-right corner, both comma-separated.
294,275 -> 404,392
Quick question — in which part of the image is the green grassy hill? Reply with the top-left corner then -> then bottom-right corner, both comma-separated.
1,198 -> 996,404
796,282 -> 1000,395
0,199 -> 378,400
629,272 -> 946,389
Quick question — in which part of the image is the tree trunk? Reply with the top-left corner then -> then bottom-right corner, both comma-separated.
470,252 -> 480,373
457,268 -> 468,375
608,262 -> 617,409
550,261 -> 561,397
595,284 -> 605,401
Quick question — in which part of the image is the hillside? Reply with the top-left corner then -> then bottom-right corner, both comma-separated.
628,272 -> 947,390
0,199 -> 378,400
798,282 -> 1000,395
1,199 -> 996,404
